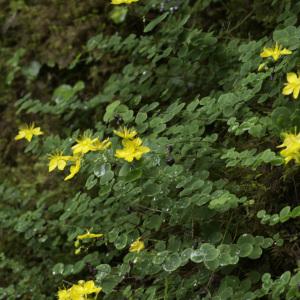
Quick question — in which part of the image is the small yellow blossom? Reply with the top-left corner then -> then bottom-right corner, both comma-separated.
15,123 -> 43,142
64,157 -> 81,181
113,127 -> 137,139
115,138 -> 150,162
111,0 -> 139,5
260,42 -> 292,61
57,280 -> 101,300
72,136 -> 98,155
129,237 -> 145,253
72,136 -> 111,155
277,132 -> 300,164
77,231 -> 104,240
282,72 -> 300,99
48,152 -> 72,172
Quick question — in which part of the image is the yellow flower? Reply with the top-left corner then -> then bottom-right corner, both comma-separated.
260,42 -> 292,61
93,138 -> 112,151
80,280 -> 102,295
72,136 -> 98,155
129,237 -> 145,253
57,280 -> 101,300
111,0 -> 139,4
57,288 -> 71,300
277,132 -> 300,164
64,157 -> 81,181
15,123 -> 43,142
48,152 -> 72,172
282,72 -> 300,99
76,231 -> 104,240
113,127 -> 137,139
72,136 -> 111,154
115,138 -> 150,162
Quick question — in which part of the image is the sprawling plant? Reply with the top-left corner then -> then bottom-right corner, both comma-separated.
2,0 -> 300,299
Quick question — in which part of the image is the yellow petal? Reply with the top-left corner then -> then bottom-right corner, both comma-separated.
15,132 -> 25,140
64,159 -> 81,181
24,132 -> 33,142
57,159 -> 67,170
287,72 -> 298,83
77,232 -> 103,240
282,84 -> 294,95
260,48 -> 273,58
280,48 -> 292,55
49,159 -> 57,172
32,127 -> 43,136
293,86 -> 300,99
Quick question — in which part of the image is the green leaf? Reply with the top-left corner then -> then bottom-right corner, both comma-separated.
238,243 -> 253,258
96,264 -> 112,281
144,214 -> 162,230
136,112 -> 147,125
143,182 -> 161,196
85,174 -> 98,190
124,169 -> 142,183
114,233 -> 128,250
100,170 -> 114,185
104,100 -> 121,122
144,12 -> 169,33
190,243 -> 220,263
279,206 -> 291,223
163,253 -> 181,272
52,263 -> 64,275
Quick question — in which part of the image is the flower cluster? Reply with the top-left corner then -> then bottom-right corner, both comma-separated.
259,43 -> 300,100
57,280 -> 101,300
114,127 -> 150,162
74,230 -> 104,255
15,124 -> 151,180
49,135 -> 111,181
258,42 -> 300,163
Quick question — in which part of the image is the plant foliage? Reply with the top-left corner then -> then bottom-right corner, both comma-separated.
2,0 -> 300,299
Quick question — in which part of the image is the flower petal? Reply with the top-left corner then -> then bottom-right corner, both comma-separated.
293,86 -> 300,99
287,72 -> 298,83
280,48 -> 292,55
57,159 -> 67,171
282,84 -> 294,95
260,48 -> 273,58
49,159 -> 57,172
